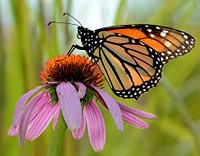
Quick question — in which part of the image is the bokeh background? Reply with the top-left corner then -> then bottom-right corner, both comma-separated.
1,0 -> 200,155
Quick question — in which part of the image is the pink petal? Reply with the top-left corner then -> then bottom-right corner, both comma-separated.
8,124 -> 18,136
53,106 -> 60,130
89,85 -> 123,131
118,102 -> 157,119
14,85 -> 46,126
29,94 -> 51,122
75,82 -> 86,99
19,91 -> 45,147
8,113 -> 23,136
56,82 -> 82,131
26,103 -> 59,141
8,122 -> 20,136
84,101 -> 106,152
122,111 -> 149,129
72,112 -> 86,139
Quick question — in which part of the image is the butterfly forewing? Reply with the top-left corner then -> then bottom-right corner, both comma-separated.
97,24 -> 195,64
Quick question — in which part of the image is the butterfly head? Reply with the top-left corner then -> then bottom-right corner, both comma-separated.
77,26 -> 100,56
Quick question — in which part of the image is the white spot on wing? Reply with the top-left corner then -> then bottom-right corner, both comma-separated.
139,41 -> 145,45
183,35 -> 188,39
131,39 -> 135,43
150,34 -> 155,38
156,26 -> 161,29
167,51 -> 172,55
164,41 -> 172,47
163,30 -> 169,33
160,32 -> 166,37
182,45 -> 185,49
147,29 -> 152,32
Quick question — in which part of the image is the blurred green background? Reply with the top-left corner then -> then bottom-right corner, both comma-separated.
1,0 -> 200,155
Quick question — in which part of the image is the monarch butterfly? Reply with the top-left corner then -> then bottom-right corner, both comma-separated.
52,13 -> 195,99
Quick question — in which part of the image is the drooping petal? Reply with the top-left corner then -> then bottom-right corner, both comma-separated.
118,102 -> 157,119
26,103 -> 59,141
122,112 -> 149,128
53,106 -> 60,130
8,112 -> 23,136
56,82 -> 82,131
19,91 -> 45,147
84,101 -> 106,152
72,112 -> 86,139
75,82 -> 87,99
8,123 -> 19,136
8,120 -> 21,137
14,85 -> 46,126
29,93 -> 51,121
89,85 -> 123,131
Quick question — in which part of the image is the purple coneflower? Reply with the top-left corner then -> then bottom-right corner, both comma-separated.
8,54 -> 156,152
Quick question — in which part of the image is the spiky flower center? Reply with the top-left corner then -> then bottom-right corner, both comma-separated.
40,54 -> 104,104
40,54 -> 104,87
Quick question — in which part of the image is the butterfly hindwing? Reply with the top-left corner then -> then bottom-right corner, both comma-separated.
93,31 -> 163,99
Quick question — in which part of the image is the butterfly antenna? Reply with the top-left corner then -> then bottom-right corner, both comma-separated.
63,13 -> 82,26
48,21 -> 79,27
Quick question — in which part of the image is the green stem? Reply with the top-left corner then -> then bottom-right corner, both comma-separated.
47,112 -> 67,156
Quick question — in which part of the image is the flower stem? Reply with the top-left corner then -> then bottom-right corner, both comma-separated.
47,112 -> 67,156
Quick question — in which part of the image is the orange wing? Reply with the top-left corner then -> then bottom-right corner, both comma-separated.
97,24 -> 195,64
93,30 -> 163,99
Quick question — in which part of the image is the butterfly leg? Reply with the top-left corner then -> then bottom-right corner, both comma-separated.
88,55 -> 100,68
68,44 -> 85,55
92,56 -> 99,63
